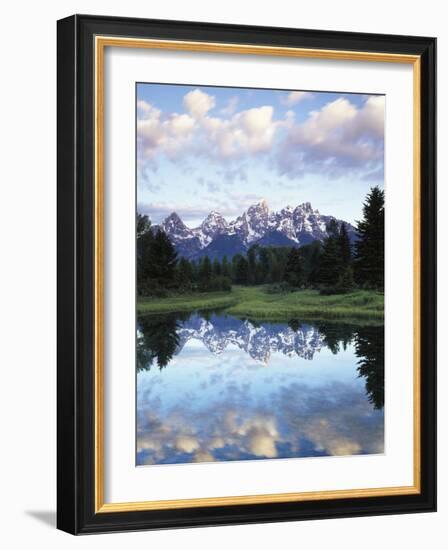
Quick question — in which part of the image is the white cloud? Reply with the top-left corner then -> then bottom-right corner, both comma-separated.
138,97 -> 281,164
137,91 -> 384,182
175,435 -> 200,453
137,101 -> 196,159
277,96 -> 384,178
204,105 -> 278,158
183,89 -> 216,119
282,91 -> 312,106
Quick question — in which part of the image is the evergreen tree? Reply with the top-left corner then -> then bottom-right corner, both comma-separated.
136,215 -> 154,295
259,247 -> 270,282
189,260 -> 198,285
269,253 -> 283,283
137,315 -> 180,371
317,233 -> 342,287
307,241 -> 322,287
150,229 -> 178,287
354,186 -> 384,289
177,257 -> 193,289
326,218 -> 340,239
212,258 -> 222,277
198,256 -> 212,290
136,213 -> 151,237
247,245 -> 258,284
231,254 -> 242,282
338,222 -> 352,267
234,256 -> 249,284
221,255 -> 231,278
355,326 -> 384,409
284,248 -> 303,287
335,265 -> 355,293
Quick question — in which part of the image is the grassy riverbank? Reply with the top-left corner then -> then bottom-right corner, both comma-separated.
227,286 -> 383,322
137,291 -> 239,315
137,285 -> 384,323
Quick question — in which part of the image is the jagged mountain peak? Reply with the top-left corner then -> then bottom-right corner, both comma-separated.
202,210 -> 227,224
247,199 -> 269,212
164,211 -> 184,224
153,199 -> 356,260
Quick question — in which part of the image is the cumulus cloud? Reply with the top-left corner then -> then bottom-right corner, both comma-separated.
175,435 -> 200,453
137,91 -> 384,184
137,100 -> 196,160
138,92 -> 282,167
183,89 -> 216,119
200,105 -> 278,158
136,334 -> 384,466
282,91 -> 313,106
277,96 -> 384,178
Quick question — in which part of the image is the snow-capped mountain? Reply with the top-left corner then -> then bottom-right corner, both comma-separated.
175,313 -> 325,364
154,200 -> 356,260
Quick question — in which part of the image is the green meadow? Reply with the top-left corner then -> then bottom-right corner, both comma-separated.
137,285 -> 384,324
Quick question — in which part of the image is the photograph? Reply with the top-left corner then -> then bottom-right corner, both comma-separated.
135,83 -> 385,466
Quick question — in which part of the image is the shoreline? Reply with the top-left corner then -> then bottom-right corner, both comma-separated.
137,286 -> 384,324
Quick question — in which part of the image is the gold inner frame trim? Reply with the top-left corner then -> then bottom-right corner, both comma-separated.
94,35 -> 422,513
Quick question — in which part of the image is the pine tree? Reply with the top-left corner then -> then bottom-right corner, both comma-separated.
177,257 -> 193,289
354,186 -> 384,289
269,253 -> 283,283
318,234 -> 342,287
307,241 -> 322,287
284,248 -> 303,287
136,214 -> 154,295
136,213 -> 151,237
259,247 -> 270,283
212,258 -> 222,277
150,229 -> 178,287
234,256 -> 249,284
338,222 -> 352,267
355,326 -> 384,409
247,245 -> 258,284
199,256 -> 212,290
336,265 -> 355,293
221,255 -> 231,278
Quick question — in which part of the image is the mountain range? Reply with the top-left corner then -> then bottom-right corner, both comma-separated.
154,199 -> 357,260
175,313 -> 325,364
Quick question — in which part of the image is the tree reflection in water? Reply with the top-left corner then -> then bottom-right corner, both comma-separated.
137,312 -> 384,409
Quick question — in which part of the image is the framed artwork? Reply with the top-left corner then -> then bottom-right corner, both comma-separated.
57,14 -> 436,534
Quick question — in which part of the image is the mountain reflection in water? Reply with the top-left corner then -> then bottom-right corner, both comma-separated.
137,312 -> 384,465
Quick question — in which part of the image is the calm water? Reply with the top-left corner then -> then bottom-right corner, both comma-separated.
136,312 -> 384,466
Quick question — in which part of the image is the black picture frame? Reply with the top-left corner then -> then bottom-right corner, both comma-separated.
57,14 -> 436,535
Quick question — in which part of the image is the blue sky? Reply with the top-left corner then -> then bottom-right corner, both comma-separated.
137,83 -> 384,226
137,335 -> 383,465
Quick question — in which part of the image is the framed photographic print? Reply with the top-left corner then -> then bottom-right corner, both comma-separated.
57,14 -> 436,534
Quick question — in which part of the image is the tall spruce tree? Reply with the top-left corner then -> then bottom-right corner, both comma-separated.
316,220 -> 343,287
177,257 -> 193,288
221,255 -> 231,278
136,213 -> 151,237
354,186 -> 384,289
318,235 -> 341,286
234,256 -> 249,284
284,248 -> 303,287
199,256 -> 212,290
259,247 -> 270,282
212,258 -> 222,277
150,229 -> 178,287
338,222 -> 352,267
136,214 -> 154,294
247,245 -> 258,284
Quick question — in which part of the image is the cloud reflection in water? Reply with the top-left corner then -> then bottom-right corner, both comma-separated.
137,314 -> 384,465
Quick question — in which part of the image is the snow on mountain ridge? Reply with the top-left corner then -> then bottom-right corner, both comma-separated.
153,199 -> 356,259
